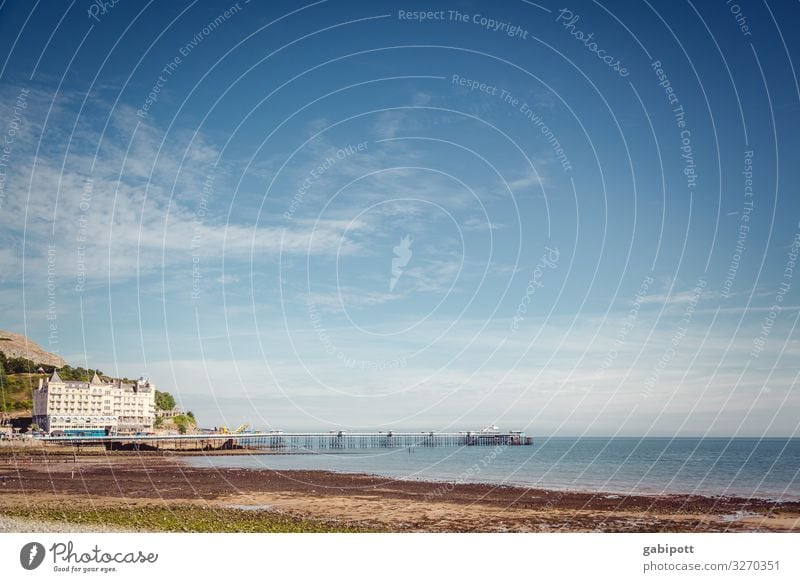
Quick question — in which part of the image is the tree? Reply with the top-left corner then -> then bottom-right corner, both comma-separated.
154,390 -> 176,411
173,414 -> 192,435
30,423 -> 40,433
5,356 -> 36,374
153,416 -> 164,428
56,366 -> 92,381
58,365 -> 78,380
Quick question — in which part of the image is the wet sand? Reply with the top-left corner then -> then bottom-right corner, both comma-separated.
1,453 -> 798,532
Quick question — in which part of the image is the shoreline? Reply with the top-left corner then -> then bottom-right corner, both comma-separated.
1,452 -> 798,532
189,457 -> 800,503
6,444 -> 797,503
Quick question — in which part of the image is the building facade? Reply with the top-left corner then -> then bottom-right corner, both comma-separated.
155,406 -> 183,419
33,370 -> 156,435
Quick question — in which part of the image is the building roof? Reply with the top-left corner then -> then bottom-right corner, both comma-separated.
90,371 -> 102,385
50,369 -> 63,383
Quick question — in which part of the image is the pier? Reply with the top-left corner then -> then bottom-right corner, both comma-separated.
40,430 -> 533,451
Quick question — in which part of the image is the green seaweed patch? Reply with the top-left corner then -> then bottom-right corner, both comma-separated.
2,504 -> 377,533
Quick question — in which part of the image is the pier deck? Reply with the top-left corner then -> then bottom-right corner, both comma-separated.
40,431 -> 533,451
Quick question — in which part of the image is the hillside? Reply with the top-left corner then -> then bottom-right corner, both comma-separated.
0,329 -> 66,368
0,330 -> 183,423
0,371 -> 44,415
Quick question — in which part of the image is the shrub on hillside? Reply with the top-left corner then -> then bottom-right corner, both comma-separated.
155,390 -> 176,411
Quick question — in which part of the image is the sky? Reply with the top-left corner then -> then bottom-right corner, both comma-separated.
0,0 -> 798,436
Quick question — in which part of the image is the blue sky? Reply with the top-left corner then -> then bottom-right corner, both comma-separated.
0,0 -> 799,435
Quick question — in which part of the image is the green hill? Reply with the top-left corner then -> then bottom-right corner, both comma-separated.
0,332 -> 180,420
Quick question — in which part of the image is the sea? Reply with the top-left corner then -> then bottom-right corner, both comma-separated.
187,437 -> 800,501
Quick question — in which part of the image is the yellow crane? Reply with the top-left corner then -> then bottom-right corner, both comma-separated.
218,423 -> 249,434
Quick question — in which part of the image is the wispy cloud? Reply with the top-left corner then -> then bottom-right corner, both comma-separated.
462,217 -> 507,231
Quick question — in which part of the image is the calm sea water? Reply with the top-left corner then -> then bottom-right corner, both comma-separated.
187,437 -> 800,500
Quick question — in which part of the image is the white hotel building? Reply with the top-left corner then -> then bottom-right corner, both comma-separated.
33,370 -> 156,435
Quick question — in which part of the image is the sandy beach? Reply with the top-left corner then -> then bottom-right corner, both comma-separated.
1,449 -> 798,533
